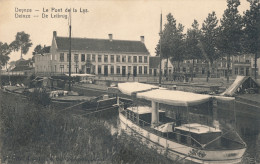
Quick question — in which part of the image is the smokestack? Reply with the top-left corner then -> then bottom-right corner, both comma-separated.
108,34 -> 113,41
53,31 -> 57,38
140,36 -> 144,43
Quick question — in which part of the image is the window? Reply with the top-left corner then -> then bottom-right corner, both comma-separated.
139,66 -> 142,74
202,68 -> 205,74
81,54 -> 85,62
111,66 -> 114,74
87,54 -> 91,61
104,55 -> 108,63
117,66 -> 120,74
98,55 -> 102,62
133,56 -> 137,63
240,68 -> 244,75
60,53 -> 64,62
128,56 -> 132,63
122,56 -> 126,62
235,68 -> 238,75
60,65 -> 64,73
67,54 -> 70,62
245,59 -> 250,63
144,66 -> 147,74
92,54 -> 96,62
183,67 -> 186,72
74,54 -> 79,62
111,55 -> 114,63
144,56 -> 148,63
116,55 -> 120,62
149,69 -> 152,75
98,65 -> 102,74
127,66 -> 131,74
139,56 -> 143,63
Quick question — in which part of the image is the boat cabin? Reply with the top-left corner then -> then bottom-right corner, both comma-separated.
125,106 -> 170,126
174,123 -> 221,147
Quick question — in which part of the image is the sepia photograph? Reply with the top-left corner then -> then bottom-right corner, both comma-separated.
0,0 -> 259,163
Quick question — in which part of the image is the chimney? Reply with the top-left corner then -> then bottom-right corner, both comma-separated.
108,34 -> 113,41
53,31 -> 57,38
140,36 -> 144,43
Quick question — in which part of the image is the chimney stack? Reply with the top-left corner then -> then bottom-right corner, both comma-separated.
53,31 -> 57,38
140,36 -> 144,43
108,34 -> 113,41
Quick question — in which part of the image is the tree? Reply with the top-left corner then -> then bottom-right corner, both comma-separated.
217,0 -> 243,82
32,44 -> 42,62
199,11 -> 220,82
242,0 -> 260,80
33,44 -> 42,55
185,20 -> 203,81
11,31 -> 33,59
0,42 -> 11,69
155,13 -> 185,75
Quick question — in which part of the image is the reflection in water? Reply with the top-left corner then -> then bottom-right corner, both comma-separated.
216,98 -> 260,163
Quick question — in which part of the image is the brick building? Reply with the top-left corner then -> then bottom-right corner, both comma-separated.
35,31 -> 150,76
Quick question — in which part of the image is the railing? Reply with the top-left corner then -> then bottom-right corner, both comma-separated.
121,109 -> 204,149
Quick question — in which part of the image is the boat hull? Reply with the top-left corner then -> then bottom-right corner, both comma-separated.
119,112 -> 246,164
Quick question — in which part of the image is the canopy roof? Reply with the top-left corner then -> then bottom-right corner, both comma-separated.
137,89 -> 211,106
117,82 -> 159,96
118,82 -> 212,106
65,73 -> 95,77
221,76 -> 258,96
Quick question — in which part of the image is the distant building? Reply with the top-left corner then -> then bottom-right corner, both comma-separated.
35,31 -> 150,76
153,54 -> 259,79
9,58 -> 34,75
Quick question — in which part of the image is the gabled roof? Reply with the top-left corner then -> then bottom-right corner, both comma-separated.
55,37 -> 149,54
15,58 -> 32,66
11,65 -> 33,71
149,56 -> 160,69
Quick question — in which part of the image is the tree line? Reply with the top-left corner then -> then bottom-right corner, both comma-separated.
156,0 -> 260,82
0,31 -> 33,70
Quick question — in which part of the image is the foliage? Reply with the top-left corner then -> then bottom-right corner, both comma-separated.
217,0 -> 243,82
242,0 -> 260,79
28,88 -> 51,106
10,31 -> 33,58
218,0 -> 243,55
155,13 -> 185,72
0,91 -> 178,163
32,44 -> 42,55
0,42 -> 11,69
200,11 -> 220,64
185,19 -> 203,60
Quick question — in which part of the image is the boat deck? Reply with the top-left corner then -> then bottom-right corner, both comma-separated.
121,110 -> 245,150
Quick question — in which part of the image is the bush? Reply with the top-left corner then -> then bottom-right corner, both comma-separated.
28,88 -> 51,106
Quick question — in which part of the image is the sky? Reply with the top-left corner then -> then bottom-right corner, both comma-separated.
0,0 -> 250,63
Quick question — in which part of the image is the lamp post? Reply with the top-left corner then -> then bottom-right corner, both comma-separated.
159,12 -> 163,87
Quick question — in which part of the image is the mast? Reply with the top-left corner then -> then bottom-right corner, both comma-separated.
68,10 -> 72,91
159,12 -> 162,87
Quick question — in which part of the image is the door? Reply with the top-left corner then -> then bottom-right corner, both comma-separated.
154,69 -> 157,76
86,67 -> 91,74
133,66 -> 137,77
246,67 -> 249,76
122,66 -> 126,77
104,65 -> 108,76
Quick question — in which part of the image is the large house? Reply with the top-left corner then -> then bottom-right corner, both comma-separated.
35,31 -> 150,76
